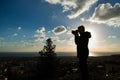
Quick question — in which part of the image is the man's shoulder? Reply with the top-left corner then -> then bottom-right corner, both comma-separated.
84,31 -> 91,38
85,31 -> 90,33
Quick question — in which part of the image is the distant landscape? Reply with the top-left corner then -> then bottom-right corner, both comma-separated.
0,53 -> 120,80
0,52 -> 120,57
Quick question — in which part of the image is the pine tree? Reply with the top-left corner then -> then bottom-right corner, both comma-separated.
39,38 -> 56,56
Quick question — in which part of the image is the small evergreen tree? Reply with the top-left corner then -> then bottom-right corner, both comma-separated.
39,38 -> 56,56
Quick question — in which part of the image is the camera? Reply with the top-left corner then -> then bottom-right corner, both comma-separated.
72,30 -> 78,35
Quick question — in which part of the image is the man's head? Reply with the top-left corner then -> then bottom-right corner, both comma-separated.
78,25 -> 85,34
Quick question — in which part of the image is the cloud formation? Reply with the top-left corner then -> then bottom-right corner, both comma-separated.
45,0 -> 98,19
52,25 -> 67,35
13,33 -> 18,37
18,27 -> 22,30
90,3 -> 120,27
51,36 -> 58,40
108,35 -> 117,39
36,27 -> 45,34
34,27 -> 46,42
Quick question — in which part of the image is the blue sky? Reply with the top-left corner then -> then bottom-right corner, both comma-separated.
0,0 -> 120,54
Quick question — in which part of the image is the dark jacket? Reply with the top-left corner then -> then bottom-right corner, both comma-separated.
75,31 -> 91,59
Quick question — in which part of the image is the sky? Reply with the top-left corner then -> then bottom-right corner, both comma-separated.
0,0 -> 120,54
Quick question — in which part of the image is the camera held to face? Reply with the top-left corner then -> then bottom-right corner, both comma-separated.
72,30 -> 78,35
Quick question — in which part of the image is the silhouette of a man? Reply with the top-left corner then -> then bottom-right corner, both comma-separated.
72,25 -> 91,80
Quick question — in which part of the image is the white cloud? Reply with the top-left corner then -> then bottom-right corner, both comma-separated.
34,34 -> 45,39
36,27 -> 45,34
18,27 -> 22,30
108,35 -> 117,39
89,3 -> 120,27
66,30 -> 72,35
45,0 -> 60,4
52,25 -> 67,35
10,27 -> 21,37
51,36 -> 59,41
45,0 -> 98,19
34,34 -> 46,42
81,18 -> 85,22
34,27 -> 46,42
13,33 -> 18,37
23,35 -> 26,38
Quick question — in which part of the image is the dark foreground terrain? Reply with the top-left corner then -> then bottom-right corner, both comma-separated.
0,55 -> 120,80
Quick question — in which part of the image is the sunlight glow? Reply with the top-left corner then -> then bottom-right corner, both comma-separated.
89,52 -> 97,56
86,28 -> 98,51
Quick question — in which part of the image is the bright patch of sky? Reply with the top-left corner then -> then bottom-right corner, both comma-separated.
0,0 -> 120,54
